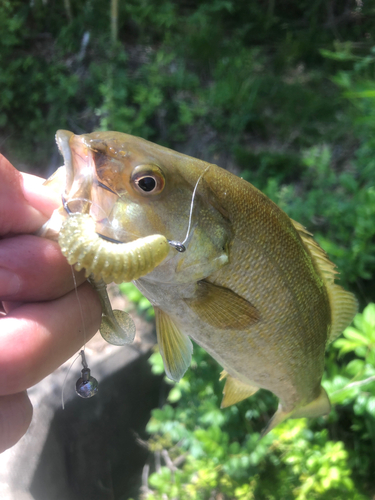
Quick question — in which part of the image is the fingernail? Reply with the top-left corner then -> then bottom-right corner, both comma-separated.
0,269 -> 21,297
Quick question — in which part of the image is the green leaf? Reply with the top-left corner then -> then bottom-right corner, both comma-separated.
363,303 -> 375,328
342,327 -> 369,346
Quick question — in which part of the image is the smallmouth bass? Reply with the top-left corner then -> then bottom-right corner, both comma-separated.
41,130 -> 358,434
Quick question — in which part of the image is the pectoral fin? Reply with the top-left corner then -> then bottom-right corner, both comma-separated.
261,386 -> 331,438
185,281 -> 260,330
154,307 -> 193,382
220,371 -> 259,408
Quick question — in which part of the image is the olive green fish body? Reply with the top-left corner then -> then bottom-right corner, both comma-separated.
41,130 -> 358,432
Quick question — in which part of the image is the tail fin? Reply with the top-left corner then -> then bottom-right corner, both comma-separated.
261,386 -> 331,438
291,219 -> 358,342
328,284 -> 358,343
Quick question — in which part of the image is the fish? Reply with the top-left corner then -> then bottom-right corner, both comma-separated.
41,129 -> 358,434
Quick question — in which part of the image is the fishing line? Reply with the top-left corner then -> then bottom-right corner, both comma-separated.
71,265 -> 87,350
181,165 -> 211,245
69,266 -> 99,398
61,351 -> 81,410
60,266 -> 87,409
60,266 -> 99,408
168,165 -> 211,252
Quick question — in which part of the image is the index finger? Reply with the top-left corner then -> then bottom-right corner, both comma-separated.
0,281 -> 102,395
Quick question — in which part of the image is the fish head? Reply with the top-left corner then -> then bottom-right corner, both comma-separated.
53,130 -> 231,284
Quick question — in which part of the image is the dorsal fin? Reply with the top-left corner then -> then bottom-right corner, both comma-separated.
291,219 -> 358,342
291,220 -> 337,283
219,371 -> 259,408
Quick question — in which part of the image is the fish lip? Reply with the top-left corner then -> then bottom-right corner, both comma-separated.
56,130 -> 74,167
56,130 -> 74,194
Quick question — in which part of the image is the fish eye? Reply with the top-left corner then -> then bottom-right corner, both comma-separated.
131,164 -> 165,196
136,176 -> 157,192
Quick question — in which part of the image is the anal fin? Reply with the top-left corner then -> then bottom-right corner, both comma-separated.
220,370 -> 259,408
185,280 -> 260,330
154,307 -> 193,382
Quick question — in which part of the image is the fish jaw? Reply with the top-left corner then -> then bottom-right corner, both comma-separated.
39,130 -> 87,239
42,130 -> 113,240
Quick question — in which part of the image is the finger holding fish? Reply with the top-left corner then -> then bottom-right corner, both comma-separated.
0,234 -> 87,302
0,156 -> 102,451
0,276 -> 101,451
0,281 -> 101,396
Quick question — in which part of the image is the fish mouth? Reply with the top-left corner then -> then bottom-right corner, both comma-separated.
56,130 -> 117,241
56,130 -> 138,246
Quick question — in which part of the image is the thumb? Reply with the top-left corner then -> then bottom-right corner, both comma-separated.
0,155 -> 60,236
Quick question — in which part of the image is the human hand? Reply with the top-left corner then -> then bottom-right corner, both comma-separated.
0,154 -> 102,453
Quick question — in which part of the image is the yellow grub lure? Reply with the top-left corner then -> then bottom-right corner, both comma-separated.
58,213 -> 170,284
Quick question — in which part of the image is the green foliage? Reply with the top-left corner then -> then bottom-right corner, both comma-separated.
143,305 -> 375,499
3,2 -> 375,498
267,142 -> 375,293
323,304 -> 375,485
1,0 -> 372,173
259,42 -> 375,303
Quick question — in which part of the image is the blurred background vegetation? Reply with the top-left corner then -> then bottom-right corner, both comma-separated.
2,0 -> 375,498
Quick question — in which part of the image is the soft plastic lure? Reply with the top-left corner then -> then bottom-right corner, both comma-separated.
58,213 -> 170,284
